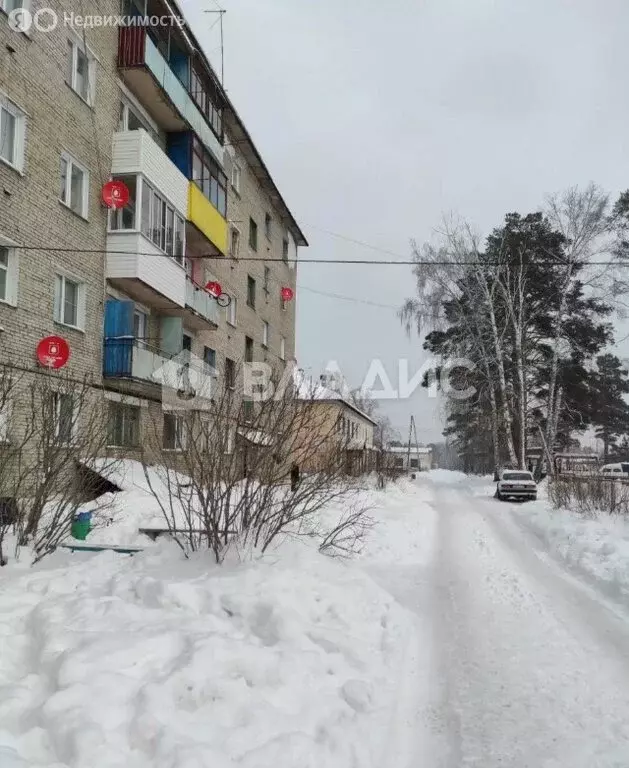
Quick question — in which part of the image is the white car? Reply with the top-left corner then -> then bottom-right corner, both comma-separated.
600,463 -> 629,476
495,469 -> 537,501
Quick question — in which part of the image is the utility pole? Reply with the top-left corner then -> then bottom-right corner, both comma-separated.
405,415 -> 420,472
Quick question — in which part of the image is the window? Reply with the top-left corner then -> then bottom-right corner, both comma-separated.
109,175 -> 137,230
190,65 -> 223,139
3,1 -> 29,14
264,266 -> 270,294
52,393 -> 75,445
245,336 -> 254,363
229,227 -> 240,259
231,161 -> 241,193
280,336 -> 286,361
141,180 -> 185,259
203,346 -> 216,371
225,357 -> 236,389
265,213 -> 272,240
60,152 -> 89,218
249,218 -> 258,251
133,308 -> 147,345
163,412 -> 187,451
67,38 -> 95,105
243,399 -> 254,422
0,95 -> 25,172
410,458 -> 419,469
262,321 -> 269,348
227,295 -> 237,326
182,333 -> 192,352
192,138 -> 227,216
247,276 -> 256,308
282,239 -> 289,263
0,243 -> 17,306
108,402 -> 140,447
54,274 -> 85,330
0,249 -> 6,302
118,98 -> 156,138
0,401 -> 10,442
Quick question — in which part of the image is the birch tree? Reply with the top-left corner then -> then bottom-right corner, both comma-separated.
401,218 -> 518,469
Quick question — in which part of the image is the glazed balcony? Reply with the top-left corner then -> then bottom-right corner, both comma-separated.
117,26 -> 224,167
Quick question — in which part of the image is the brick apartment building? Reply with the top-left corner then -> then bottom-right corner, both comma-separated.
0,0 -> 306,463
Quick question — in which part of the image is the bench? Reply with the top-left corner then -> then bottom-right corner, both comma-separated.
59,543 -> 144,555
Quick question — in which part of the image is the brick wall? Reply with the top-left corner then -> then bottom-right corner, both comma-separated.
193,133 -> 299,393
0,0 -> 121,379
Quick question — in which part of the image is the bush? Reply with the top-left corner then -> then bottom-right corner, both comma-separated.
548,475 -> 629,516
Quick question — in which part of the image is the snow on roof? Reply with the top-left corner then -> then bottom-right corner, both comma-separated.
294,370 -> 378,425
386,445 -> 432,454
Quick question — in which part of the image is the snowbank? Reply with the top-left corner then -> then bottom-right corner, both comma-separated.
512,496 -> 629,599
0,480 -> 423,768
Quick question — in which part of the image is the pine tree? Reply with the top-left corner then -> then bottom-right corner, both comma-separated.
590,354 -> 629,459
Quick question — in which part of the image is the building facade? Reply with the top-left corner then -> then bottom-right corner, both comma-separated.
0,0 -> 305,466
385,445 -> 432,472
293,375 -> 378,475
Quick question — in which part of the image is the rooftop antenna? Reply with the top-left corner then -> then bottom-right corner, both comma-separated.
203,4 -> 226,85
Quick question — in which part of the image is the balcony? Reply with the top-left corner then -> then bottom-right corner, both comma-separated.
106,231 -> 187,310
103,339 -> 213,401
106,235 -> 220,331
118,26 -> 224,168
112,130 -> 188,213
185,277 -> 219,328
188,182 -> 228,256
107,131 -> 219,330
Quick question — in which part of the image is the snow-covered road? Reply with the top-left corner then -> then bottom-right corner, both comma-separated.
379,475 -> 629,767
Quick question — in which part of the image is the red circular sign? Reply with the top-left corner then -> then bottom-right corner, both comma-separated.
205,281 -> 222,297
281,287 -> 294,301
102,180 -> 130,209
36,336 -> 70,369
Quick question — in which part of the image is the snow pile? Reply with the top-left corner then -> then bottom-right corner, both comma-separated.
0,481 -> 422,768
512,499 -> 629,598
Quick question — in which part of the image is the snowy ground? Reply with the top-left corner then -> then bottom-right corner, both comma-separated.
0,476 -> 431,768
4,471 -> 629,766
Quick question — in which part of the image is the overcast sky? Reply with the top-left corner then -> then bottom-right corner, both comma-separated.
182,0 -> 629,443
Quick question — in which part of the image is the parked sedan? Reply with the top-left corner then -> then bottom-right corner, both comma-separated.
495,470 -> 537,501
600,463 -> 629,476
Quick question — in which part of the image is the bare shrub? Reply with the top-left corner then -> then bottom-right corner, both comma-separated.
0,365 -> 34,566
17,372 -> 120,562
548,475 -> 629,516
141,361 -> 372,562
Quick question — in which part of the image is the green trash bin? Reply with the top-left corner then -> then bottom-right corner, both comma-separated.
71,511 -> 92,540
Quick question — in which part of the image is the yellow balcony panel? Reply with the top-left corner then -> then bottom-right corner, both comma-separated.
188,183 -> 228,256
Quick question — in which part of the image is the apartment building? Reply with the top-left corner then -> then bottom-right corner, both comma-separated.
294,374 -> 378,475
0,0 -> 306,459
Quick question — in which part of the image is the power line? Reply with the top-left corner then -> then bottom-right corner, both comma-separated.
297,285 -> 399,309
9,247 -> 629,267
302,224 -> 408,260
